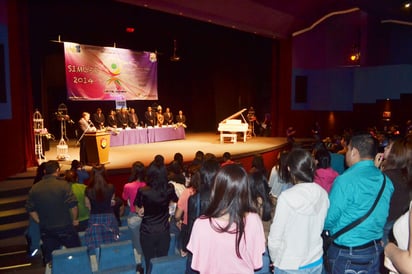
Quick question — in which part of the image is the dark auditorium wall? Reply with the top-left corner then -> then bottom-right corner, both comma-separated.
0,0 -> 36,182
276,10 -> 412,138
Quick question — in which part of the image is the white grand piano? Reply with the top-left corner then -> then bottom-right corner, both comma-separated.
217,108 -> 249,143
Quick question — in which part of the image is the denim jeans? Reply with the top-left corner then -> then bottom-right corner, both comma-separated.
127,213 -> 142,253
275,263 -> 323,274
26,217 -> 40,254
382,220 -> 394,246
326,241 -> 383,274
40,225 -> 81,264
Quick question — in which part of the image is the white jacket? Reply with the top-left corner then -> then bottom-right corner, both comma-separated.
268,183 -> 329,270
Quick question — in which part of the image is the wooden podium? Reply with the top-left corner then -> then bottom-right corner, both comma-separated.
84,132 -> 110,165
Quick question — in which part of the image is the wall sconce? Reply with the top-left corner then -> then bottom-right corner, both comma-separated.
350,52 -> 360,61
349,44 -> 360,62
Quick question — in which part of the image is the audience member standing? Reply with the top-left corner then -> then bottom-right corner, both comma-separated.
186,159 -> 220,273
324,133 -> 394,273
122,161 -> 146,254
84,165 -> 119,252
65,170 -> 89,232
175,172 -> 199,257
384,201 -> 412,273
268,151 -> 292,198
134,155 -> 178,273
70,159 -> 89,184
25,162 -> 46,257
249,153 -> 268,178
26,160 -> 80,266
375,136 -> 412,244
313,149 -> 339,193
221,152 -> 235,167
249,170 -> 274,239
268,149 -> 329,273
187,164 -> 266,273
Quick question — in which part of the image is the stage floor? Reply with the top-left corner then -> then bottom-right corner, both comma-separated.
43,132 -> 289,172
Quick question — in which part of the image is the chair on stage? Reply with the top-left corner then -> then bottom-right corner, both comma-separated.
51,246 -> 92,274
97,240 -> 136,274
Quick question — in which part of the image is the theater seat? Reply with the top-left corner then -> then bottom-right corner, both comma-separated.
51,246 -> 92,274
97,240 -> 136,274
149,255 -> 187,274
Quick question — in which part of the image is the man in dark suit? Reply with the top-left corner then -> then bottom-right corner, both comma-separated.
106,110 -> 118,129
117,107 -> 129,129
144,106 -> 156,127
92,108 -> 105,130
128,108 -> 139,128
163,107 -> 173,125
175,110 -> 187,128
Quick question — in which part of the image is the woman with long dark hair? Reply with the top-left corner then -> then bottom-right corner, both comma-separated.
187,164 -> 266,273
268,148 -> 329,273
134,155 -> 178,273
249,170 -> 274,238
84,165 -> 119,252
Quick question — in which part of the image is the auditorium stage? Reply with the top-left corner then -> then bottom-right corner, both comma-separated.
43,132 -> 291,173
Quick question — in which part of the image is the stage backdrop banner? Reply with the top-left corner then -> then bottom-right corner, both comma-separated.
64,42 -> 158,101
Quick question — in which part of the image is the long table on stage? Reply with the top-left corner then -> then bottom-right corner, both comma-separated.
109,126 -> 186,147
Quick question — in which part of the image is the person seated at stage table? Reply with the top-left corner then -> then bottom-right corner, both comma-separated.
176,110 -> 187,128
163,107 -> 173,125
145,106 -> 156,127
128,108 -> 139,128
92,107 -> 105,130
106,109 -> 118,129
117,107 -> 129,129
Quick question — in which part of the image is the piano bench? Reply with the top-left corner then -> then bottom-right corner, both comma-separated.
220,133 -> 237,143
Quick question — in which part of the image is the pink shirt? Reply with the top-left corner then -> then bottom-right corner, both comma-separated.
187,212 -> 265,274
122,181 -> 146,213
314,167 -> 339,193
177,187 -> 195,224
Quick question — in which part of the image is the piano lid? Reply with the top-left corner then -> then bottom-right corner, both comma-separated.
220,108 -> 247,123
